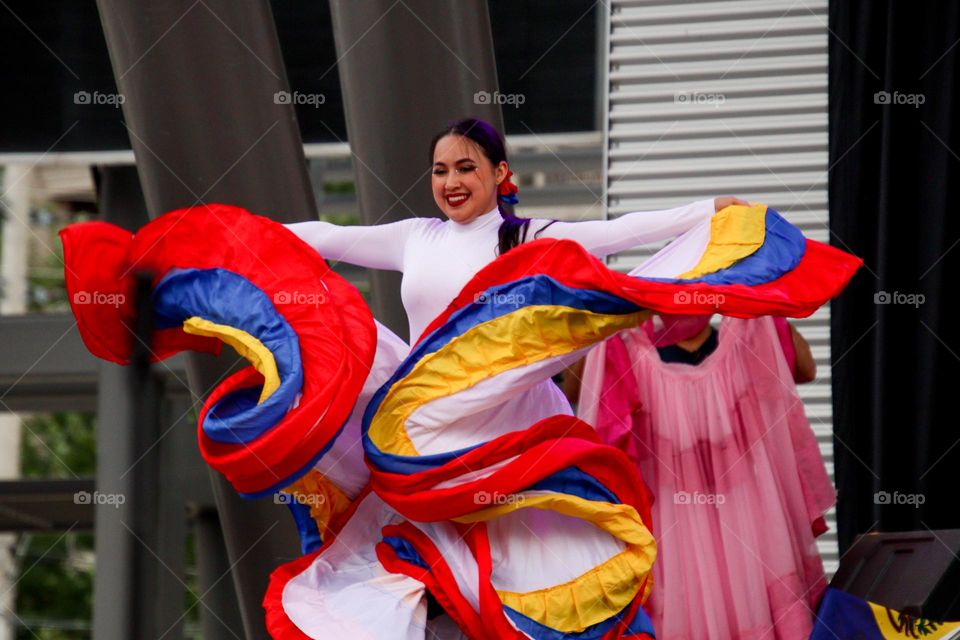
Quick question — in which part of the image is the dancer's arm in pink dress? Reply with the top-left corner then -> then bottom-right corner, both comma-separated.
773,317 -> 817,384
789,323 -> 817,383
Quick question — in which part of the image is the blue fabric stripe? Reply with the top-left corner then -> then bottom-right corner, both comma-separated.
624,603 -> 657,636
284,500 -> 323,555
152,268 -> 303,444
503,595 -> 655,639
382,536 -> 429,570
809,588 -> 883,640
527,466 -> 619,504
646,208 -> 805,286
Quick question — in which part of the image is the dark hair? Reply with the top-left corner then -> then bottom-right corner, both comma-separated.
429,117 -> 556,255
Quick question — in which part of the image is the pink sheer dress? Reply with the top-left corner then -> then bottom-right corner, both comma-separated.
578,315 -> 833,640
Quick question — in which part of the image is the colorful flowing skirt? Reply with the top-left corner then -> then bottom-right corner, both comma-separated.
60,202 -> 860,639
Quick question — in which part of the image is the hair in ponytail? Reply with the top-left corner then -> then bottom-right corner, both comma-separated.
429,117 -> 556,255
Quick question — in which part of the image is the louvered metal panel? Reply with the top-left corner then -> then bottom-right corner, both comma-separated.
602,0 -> 838,575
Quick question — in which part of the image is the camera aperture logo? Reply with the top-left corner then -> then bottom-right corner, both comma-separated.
274,491 -> 326,507
473,90 -> 525,108
675,91 -> 726,108
74,90 -> 125,108
274,91 -> 325,107
73,290 -> 125,308
674,290 -> 725,308
274,290 -> 326,307
474,490 -> 524,506
874,290 -> 925,308
874,490 -> 924,508
674,490 -> 725,508
874,91 -> 925,108
74,490 -> 125,508
473,290 -> 525,308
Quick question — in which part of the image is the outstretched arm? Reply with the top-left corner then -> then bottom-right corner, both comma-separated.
790,322 -> 817,384
534,197 -> 746,259
285,218 -> 422,271
773,317 -> 817,384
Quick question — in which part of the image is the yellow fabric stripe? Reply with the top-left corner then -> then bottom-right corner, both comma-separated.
368,306 -> 646,456
676,203 -> 767,279
281,470 -> 352,537
452,493 -> 651,545
182,316 -> 280,404
869,601 -> 960,638
498,546 -> 650,633
453,493 -> 656,633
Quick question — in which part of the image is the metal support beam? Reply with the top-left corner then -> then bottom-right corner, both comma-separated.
0,315 -> 100,411
0,479 -> 94,532
0,314 -> 196,412
95,2 -> 317,220
194,507 -> 245,639
92,166 -> 186,638
93,326 -> 176,635
329,0 -> 504,340
95,2 -> 311,636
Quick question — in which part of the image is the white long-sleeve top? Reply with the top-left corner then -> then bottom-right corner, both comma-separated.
287,199 -> 715,343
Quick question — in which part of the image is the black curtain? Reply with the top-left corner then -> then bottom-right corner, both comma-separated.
830,1 -> 960,552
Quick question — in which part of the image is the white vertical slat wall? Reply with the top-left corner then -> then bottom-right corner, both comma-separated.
601,0 -> 838,575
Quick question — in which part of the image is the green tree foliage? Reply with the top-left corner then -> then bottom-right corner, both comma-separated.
21,413 -> 95,480
15,412 -> 96,639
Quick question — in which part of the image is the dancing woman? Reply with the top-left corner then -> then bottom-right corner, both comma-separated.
60,116 -> 859,639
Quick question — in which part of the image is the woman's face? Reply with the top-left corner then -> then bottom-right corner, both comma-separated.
432,134 -> 508,224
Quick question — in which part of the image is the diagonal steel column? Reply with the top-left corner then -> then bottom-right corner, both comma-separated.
95,1 -> 310,637
92,165 -> 178,639
329,0 -> 504,339
93,167 -> 244,640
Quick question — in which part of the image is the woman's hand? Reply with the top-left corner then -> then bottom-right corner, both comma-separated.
790,322 -> 817,384
714,196 -> 750,212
